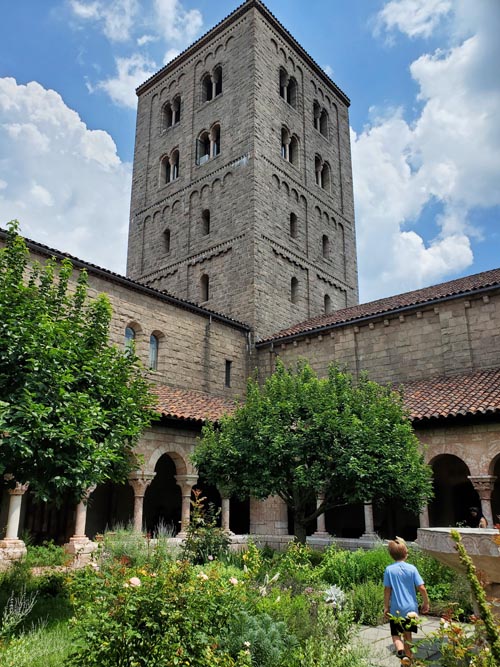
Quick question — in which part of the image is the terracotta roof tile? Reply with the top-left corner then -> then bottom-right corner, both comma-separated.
258,267 -> 500,344
153,385 -> 236,423
402,367 -> 500,422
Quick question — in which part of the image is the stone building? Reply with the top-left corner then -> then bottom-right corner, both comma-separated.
1,0 -> 499,557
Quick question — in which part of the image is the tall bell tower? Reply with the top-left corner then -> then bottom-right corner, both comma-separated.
127,0 -> 358,337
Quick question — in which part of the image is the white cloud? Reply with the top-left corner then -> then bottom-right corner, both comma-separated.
323,64 -> 334,78
137,34 -> 157,46
0,78 -> 131,274
154,0 -> 202,45
354,0 -> 500,300
69,0 -> 139,42
164,48 -> 180,64
97,55 -> 156,108
376,0 -> 452,39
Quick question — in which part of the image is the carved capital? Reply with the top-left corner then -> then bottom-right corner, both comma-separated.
129,473 -> 155,497
468,475 -> 497,499
9,481 -> 30,496
175,474 -> 198,497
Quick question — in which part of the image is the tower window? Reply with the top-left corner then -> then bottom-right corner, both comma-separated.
202,74 -> 213,102
163,228 -> 171,253
214,66 -> 223,96
197,131 -> 211,165
324,294 -> 332,314
124,326 -> 136,354
200,274 -> 209,302
160,151 -> 180,185
225,360 -> 232,387
281,127 -> 299,166
322,234 -> 330,259
290,212 -> 298,238
279,68 -> 297,109
162,96 -> 181,130
315,156 -> 331,191
319,109 -> 329,137
197,124 -> 221,165
290,277 -> 298,304
163,102 -> 173,129
149,334 -> 159,370
201,67 -> 223,103
202,209 -> 210,235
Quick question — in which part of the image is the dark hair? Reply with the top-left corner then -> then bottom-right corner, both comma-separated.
469,507 -> 480,513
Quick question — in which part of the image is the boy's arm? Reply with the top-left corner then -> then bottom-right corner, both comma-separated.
384,586 -> 391,617
417,584 -> 430,614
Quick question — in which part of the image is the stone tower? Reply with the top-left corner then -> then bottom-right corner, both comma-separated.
127,0 -> 358,338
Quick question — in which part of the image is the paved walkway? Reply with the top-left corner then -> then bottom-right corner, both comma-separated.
357,617 -> 442,665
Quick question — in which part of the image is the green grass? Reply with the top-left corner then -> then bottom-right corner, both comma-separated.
0,620 -> 76,667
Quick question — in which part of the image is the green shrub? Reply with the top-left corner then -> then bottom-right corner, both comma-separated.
68,560 -> 250,666
318,544 -> 392,588
0,620 -> 75,667
256,587 -> 320,642
350,581 -> 385,626
181,489 -> 230,565
24,542 -> 69,568
270,541 -> 317,590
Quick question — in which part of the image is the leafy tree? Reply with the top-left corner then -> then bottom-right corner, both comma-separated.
0,221 -> 157,503
194,359 -> 432,542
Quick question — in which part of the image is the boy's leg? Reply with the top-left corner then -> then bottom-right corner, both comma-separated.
403,631 -> 413,660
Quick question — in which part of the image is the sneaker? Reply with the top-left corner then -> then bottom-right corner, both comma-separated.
400,658 -> 411,666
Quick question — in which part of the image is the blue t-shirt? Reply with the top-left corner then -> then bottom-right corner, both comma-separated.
383,561 -> 424,618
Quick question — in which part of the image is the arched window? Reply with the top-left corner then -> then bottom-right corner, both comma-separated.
290,277 -> 298,304
214,66 -> 223,97
324,294 -> 332,314
287,77 -> 297,108
172,96 -> 181,124
289,135 -> 299,166
202,73 -> 213,102
124,326 -> 135,353
202,209 -> 210,235
315,156 -> 323,187
211,124 -> 221,157
279,68 -> 288,99
290,212 -> 298,238
163,228 -> 171,253
149,334 -> 159,370
320,109 -> 328,137
322,234 -> 330,259
200,274 -> 209,302
170,150 -> 179,180
197,130 -> 211,165
163,102 -> 173,129
321,162 -> 331,191
160,155 -> 170,184
313,101 -> 321,131
281,127 -> 289,159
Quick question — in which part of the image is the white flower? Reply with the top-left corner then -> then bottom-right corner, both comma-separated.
407,611 -> 418,619
243,641 -> 251,647
208,555 -> 214,561
197,572 -> 209,580
229,577 -> 238,585
129,577 -> 141,587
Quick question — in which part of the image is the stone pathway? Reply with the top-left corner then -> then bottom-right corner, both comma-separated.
357,617 -> 443,665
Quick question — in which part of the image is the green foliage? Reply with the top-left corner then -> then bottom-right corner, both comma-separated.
181,489 -> 230,565
68,560 -> 250,667
350,580 -> 385,626
0,221 -> 157,503
317,544 -> 392,587
269,541 -> 317,590
0,620 -> 75,667
24,541 -> 69,568
256,587 -> 319,643
194,359 -> 432,541
224,610 -> 297,667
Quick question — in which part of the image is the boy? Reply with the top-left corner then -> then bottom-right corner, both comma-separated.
383,537 -> 430,665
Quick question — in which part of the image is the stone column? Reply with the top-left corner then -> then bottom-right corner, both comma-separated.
0,477 -> 30,562
221,496 -> 232,534
419,505 -> 430,528
313,494 -> 328,536
175,475 -> 198,537
361,502 -> 376,538
468,475 -> 497,527
128,473 -> 155,533
65,485 -> 97,557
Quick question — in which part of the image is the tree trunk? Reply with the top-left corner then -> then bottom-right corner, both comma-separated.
294,520 -> 307,544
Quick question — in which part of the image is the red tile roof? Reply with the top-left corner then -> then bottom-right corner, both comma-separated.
153,385 -> 236,423
401,367 -> 500,422
258,267 -> 500,344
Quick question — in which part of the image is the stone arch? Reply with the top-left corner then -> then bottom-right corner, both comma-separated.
282,181 -> 290,196
212,177 -> 222,191
272,174 -> 280,189
214,43 -> 223,57
146,444 -> 192,477
279,47 -> 287,62
428,454 -> 480,527
291,188 -> 299,202
177,73 -> 185,86
143,453 -> 184,535
200,183 -> 210,198
203,51 -> 214,65
270,38 -> 278,53
189,190 -> 200,204
223,171 -> 233,186
225,35 -> 234,50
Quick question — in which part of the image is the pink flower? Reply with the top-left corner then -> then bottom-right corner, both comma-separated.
229,577 -> 238,585
129,577 -> 141,587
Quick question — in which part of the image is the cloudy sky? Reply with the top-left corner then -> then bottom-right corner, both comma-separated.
0,0 -> 499,302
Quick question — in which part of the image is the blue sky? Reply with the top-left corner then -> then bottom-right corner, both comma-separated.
0,0 -> 499,302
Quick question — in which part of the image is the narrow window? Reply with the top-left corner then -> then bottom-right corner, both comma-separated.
290,277 -> 298,304
315,156 -> 322,187
320,109 -> 328,137
200,274 -> 209,302
171,150 -> 179,180
149,334 -> 159,370
160,155 -> 170,184
225,360 -> 232,387
324,294 -> 332,315
287,77 -> 297,108
173,96 -> 181,124
289,212 -> 298,238
214,66 -> 222,97
202,209 -> 210,235
163,103 -> 173,129
313,101 -> 321,131
289,136 -> 299,166
211,124 -> 221,157
163,228 -> 171,253
321,162 -> 331,191
202,74 -> 213,102
322,234 -> 330,259
281,127 -> 289,160
197,131 -> 211,165
279,68 -> 288,99
124,326 -> 135,353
